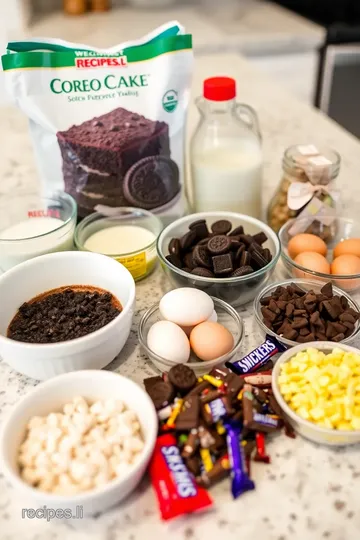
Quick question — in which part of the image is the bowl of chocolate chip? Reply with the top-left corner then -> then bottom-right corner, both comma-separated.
0,251 -> 135,380
156,212 -> 281,307
254,279 -> 360,347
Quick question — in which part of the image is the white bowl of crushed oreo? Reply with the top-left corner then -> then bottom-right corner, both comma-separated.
0,251 -> 135,380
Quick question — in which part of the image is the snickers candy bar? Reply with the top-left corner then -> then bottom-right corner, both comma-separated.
226,335 -> 287,375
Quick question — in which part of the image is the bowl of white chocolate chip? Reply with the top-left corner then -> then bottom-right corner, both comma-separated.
0,370 -> 157,515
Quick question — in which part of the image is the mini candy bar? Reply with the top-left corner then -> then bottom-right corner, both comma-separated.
196,454 -> 231,488
202,396 -> 234,425
167,219 -> 273,278
260,282 -> 360,343
224,421 -> 255,498
254,432 -> 271,464
182,428 -> 199,458
148,356 -> 294,512
226,335 -> 287,375
149,434 -> 213,521
175,396 -> 200,431
145,379 -> 175,410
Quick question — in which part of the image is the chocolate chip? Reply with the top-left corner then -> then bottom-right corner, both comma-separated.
283,329 -> 299,341
286,303 -> 295,318
212,253 -> 233,275
321,282 -> 333,298
207,235 -> 231,255
323,300 -> 340,320
110,124 -> 120,131
211,220 -> 232,235
268,299 -> 280,314
292,317 -> 308,329
252,232 -> 268,246
92,120 -> 103,127
333,333 -> 345,342
261,307 -> 277,322
191,267 -> 215,278
340,312 -> 356,324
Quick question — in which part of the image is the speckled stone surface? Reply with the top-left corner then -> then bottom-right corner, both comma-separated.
1,53 -> 360,539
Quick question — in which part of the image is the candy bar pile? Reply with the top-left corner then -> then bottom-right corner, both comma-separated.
145,363 -> 294,521
166,219 -> 272,278
260,282 -> 360,343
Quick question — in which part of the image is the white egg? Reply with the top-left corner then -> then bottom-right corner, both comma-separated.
208,310 -> 217,323
147,321 -> 190,364
159,288 -> 214,326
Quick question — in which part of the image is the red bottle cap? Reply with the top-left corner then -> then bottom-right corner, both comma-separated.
203,77 -> 236,101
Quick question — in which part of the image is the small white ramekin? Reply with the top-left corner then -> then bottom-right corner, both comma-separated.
272,341 -> 360,446
0,251 -> 135,380
0,370 -> 157,515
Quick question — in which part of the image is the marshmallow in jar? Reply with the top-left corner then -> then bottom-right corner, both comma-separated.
0,193 -> 76,271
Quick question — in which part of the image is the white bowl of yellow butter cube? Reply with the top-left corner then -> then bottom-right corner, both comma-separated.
272,342 -> 360,446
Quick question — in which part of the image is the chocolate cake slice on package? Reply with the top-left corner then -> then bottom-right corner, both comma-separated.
2,22 -> 192,220
57,107 -> 178,217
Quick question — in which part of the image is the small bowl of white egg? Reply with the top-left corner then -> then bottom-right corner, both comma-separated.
138,288 -> 244,376
0,370 -> 157,516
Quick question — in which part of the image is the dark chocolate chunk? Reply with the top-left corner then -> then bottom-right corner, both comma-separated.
168,364 -> 197,394
229,239 -> 241,250
234,243 -> 245,262
332,332 -> 345,342
191,267 -> 215,278
268,299 -> 281,314
261,307 -> 277,322
240,250 -> 251,267
212,253 -> 233,275
262,248 -> 272,262
252,232 -> 268,246
286,303 -> 295,318
189,220 -> 209,240
238,234 -> 254,247
292,317 -> 309,329
180,230 -> 197,251
192,244 -> 212,268
211,220 -> 232,235
166,253 -> 182,269
340,312 -> 356,324
282,328 -> 299,341
229,225 -> 244,236
207,235 -> 231,255
323,300 -> 340,320
231,266 -> 254,277
321,282 -> 333,298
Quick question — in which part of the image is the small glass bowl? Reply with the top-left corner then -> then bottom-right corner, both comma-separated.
254,278 -> 360,348
138,297 -> 244,376
156,211 -> 281,307
75,207 -> 163,282
272,342 -> 360,446
279,216 -> 360,293
0,191 -> 77,272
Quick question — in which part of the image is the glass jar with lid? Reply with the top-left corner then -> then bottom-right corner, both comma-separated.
267,145 -> 341,237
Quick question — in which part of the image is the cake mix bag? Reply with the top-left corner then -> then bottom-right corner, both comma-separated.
2,22 -> 193,220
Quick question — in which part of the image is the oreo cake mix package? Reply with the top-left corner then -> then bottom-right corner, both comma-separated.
2,22 -> 193,220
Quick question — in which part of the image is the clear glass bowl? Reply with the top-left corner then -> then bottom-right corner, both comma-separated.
0,191 -> 77,272
254,278 -> 360,348
272,342 -> 360,446
74,207 -> 163,282
138,297 -> 244,376
156,211 -> 281,307
279,216 -> 360,293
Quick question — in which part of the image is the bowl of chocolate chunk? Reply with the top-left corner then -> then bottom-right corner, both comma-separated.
0,251 -> 135,380
156,212 -> 280,306
254,279 -> 360,347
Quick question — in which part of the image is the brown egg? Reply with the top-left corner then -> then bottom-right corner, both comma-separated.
331,254 -> 360,291
333,238 -> 360,259
190,321 -> 234,362
293,251 -> 331,278
288,233 -> 327,260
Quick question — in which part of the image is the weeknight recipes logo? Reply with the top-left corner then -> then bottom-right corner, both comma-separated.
74,51 -> 128,69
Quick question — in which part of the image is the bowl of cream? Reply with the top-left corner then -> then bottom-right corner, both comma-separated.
74,207 -> 163,281
0,192 -> 77,272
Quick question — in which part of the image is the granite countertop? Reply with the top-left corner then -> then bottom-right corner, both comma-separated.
1,53 -> 360,539
24,0 -> 324,55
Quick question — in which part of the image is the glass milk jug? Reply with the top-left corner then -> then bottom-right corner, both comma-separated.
190,77 -> 263,218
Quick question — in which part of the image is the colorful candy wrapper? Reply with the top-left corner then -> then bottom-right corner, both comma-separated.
149,434 -> 213,521
224,420 -> 255,499
226,335 -> 286,375
254,432 -> 271,464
